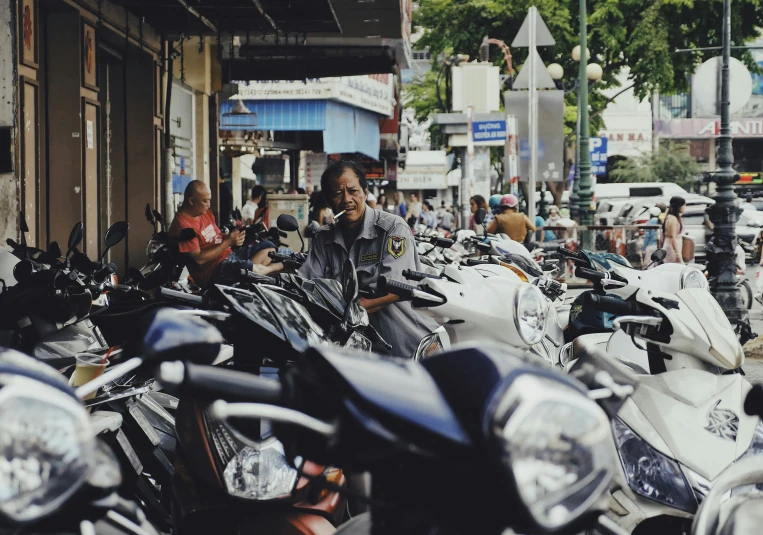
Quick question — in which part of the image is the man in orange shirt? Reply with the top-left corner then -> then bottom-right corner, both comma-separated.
169,180 -> 280,287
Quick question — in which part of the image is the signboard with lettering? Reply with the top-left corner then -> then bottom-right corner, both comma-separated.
472,120 -> 507,143
590,137 -> 608,175
304,153 -> 326,188
655,118 -> 763,138
397,171 -> 448,190
234,75 -> 395,117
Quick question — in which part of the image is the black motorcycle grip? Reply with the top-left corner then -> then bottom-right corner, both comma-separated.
402,269 -> 441,282
557,246 -> 581,258
160,287 -> 203,306
378,276 -> 416,299
576,267 -> 606,281
182,363 -> 283,404
244,269 -> 278,286
429,236 -> 454,248
583,293 -> 640,316
6,238 -> 19,249
93,262 -> 117,283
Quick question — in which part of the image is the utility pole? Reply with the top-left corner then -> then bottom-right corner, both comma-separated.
570,88 -> 582,221
707,0 -> 753,342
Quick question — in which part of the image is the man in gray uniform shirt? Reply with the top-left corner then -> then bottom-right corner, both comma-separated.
299,160 -> 436,357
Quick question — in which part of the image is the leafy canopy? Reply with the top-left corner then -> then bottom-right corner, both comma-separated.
610,142 -> 702,187
414,0 -> 763,100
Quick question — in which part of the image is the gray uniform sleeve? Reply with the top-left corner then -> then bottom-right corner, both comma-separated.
298,237 -> 327,280
378,220 -> 420,285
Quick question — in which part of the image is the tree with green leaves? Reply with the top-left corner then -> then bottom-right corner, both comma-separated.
408,0 -> 763,201
610,142 -> 702,189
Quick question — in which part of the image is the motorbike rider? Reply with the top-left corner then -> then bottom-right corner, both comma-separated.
169,180 -> 281,288
298,160 -> 437,357
486,194 -> 536,242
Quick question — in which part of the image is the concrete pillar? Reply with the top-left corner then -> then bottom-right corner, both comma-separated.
0,0 -> 18,243
195,93 -> 210,185
231,157 -> 242,214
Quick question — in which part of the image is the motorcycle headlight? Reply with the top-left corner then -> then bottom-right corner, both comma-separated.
489,374 -> 614,531
0,381 -> 95,523
223,437 -> 299,501
514,285 -> 548,345
680,267 -> 709,290
344,331 -> 372,352
206,410 -> 298,501
612,418 -> 697,513
146,239 -> 164,259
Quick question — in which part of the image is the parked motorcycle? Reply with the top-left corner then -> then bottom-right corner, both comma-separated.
155,316 -> 638,535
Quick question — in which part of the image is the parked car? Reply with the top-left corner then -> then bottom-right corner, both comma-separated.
617,194 -> 715,225
682,206 -> 763,263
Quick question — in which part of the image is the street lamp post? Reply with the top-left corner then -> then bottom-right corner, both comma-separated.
577,0 -> 593,248
547,47 -> 601,225
707,0 -> 753,342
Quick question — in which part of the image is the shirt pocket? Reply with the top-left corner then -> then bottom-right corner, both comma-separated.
356,263 -> 379,290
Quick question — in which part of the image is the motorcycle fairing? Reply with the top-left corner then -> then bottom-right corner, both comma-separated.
621,371 -> 756,480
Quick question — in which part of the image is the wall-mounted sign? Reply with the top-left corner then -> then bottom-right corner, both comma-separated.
397,170 -> 448,190
234,75 -> 395,117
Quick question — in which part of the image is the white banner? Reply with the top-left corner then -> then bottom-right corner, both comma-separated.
234,75 -> 395,117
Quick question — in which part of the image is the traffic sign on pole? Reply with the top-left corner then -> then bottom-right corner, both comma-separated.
512,9 -> 556,47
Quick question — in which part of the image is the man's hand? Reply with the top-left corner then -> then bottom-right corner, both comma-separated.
227,229 -> 245,247
360,294 -> 400,314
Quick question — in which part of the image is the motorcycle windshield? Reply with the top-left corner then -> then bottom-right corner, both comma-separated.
311,279 -> 346,317
215,285 -> 326,353
583,251 -> 631,271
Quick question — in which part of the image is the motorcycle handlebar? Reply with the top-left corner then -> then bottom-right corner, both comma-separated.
160,287 -> 204,306
93,262 -> 117,283
164,362 -> 284,404
402,269 -> 441,282
429,236 -> 454,248
582,293 -> 642,316
576,267 -> 605,281
378,276 -> 417,300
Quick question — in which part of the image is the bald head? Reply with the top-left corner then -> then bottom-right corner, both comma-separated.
183,180 -> 212,217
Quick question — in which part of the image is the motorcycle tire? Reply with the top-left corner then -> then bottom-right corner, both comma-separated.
739,280 -> 753,310
334,513 -> 371,535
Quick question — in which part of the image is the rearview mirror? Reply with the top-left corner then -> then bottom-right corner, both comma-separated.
152,209 -> 163,224
651,249 -> 667,263
105,221 -> 129,247
127,308 -> 223,365
145,204 -> 154,224
277,214 -> 300,232
475,208 -> 487,226
67,222 -> 84,256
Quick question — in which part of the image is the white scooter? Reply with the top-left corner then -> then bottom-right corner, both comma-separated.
381,264 -> 562,364
564,283 -> 756,534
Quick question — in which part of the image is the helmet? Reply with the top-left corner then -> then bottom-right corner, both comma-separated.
500,194 -> 519,208
489,194 -> 503,209
648,206 -> 661,217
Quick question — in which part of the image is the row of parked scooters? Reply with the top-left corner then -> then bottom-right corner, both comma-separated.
0,204 -> 759,535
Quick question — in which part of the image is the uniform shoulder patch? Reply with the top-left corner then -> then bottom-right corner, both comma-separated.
387,235 -> 406,259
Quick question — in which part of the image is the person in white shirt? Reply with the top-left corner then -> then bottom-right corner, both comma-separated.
241,185 -> 269,227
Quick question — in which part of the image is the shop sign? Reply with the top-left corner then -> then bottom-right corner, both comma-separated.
397,170 -> 447,190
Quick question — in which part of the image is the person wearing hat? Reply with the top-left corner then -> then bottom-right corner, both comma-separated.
642,206 -> 662,264
486,194 -> 536,242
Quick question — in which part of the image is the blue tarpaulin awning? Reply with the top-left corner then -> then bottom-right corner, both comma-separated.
220,99 -> 381,160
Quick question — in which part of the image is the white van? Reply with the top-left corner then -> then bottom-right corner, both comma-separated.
594,182 -> 689,204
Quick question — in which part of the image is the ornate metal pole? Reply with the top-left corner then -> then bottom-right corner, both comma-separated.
707,0 -> 753,343
570,87 -> 582,221
576,0 -> 593,249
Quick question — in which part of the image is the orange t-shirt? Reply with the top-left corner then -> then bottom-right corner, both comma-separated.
169,210 -> 231,286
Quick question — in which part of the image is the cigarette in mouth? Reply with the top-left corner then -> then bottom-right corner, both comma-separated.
334,210 -> 347,220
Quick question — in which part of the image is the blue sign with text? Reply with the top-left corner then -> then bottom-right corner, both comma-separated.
590,137 -> 608,175
473,120 -> 508,142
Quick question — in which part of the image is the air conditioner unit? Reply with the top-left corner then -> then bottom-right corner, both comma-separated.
451,63 -> 500,112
